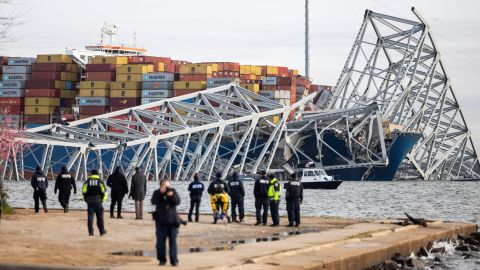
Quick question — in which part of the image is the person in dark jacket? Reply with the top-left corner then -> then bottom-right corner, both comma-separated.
284,173 -> 304,227
228,171 -> 245,223
106,166 -> 128,219
54,166 -> 76,213
151,178 -> 181,267
129,167 -> 147,220
31,166 -> 48,213
187,173 -> 204,222
207,171 -> 231,224
82,169 -> 107,236
253,170 -> 270,225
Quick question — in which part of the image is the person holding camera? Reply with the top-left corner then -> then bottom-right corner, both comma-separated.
151,178 -> 181,267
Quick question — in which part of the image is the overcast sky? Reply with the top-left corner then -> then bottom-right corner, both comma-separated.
4,0 -> 480,144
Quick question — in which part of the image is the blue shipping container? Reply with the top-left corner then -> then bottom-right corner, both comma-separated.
143,73 -> 175,82
0,81 -> 25,89
3,74 -> 31,81
0,89 -> 24,97
8,57 -> 36,66
141,89 -> 173,98
141,98 -> 165,105
207,78 -> 237,88
79,97 -> 110,106
262,77 -> 278,86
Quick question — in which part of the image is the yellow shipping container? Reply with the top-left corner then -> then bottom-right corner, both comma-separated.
157,63 -> 165,72
240,65 -> 250,75
116,64 -> 153,74
25,97 -> 60,106
240,65 -> 261,75
91,56 -> 128,65
110,82 -> 141,90
37,54 -> 72,64
292,69 -> 299,76
174,81 -> 207,90
66,63 -> 79,73
79,89 -> 110,97
116,74 -> 143,82
240,83 -> 260,93
60,90 -> 77,99
25,106 -> 58,115
266,66 -> 279,75
58,72 -> 78,81
80,81 -> 111,89
110,90 -> 142,98
179,64 -> 218,75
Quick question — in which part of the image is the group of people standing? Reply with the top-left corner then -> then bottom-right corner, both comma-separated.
187,170 -> 304,227
30,166 -> 148,235
30,165 -> 304,267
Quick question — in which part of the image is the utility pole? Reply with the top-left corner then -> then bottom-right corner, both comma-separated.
305,0 -> 310,80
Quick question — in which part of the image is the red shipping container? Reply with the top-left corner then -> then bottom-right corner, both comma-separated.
110,97 -> 141,107
0,56 -> 8,65
174,89 -> 201,97
79,106 -> 109,115
162,63 -> 176,73
31,72 -> 64,80
128,56 -> 172,64
277,77 -> 294,86
0,97 -> 24,106
24,114 -> 50,124
25,89 -> 60,98
32,63 -> 67,72
179,74 -> 211,81
26,80 -> 57,89
110,106 -> 132,112
262,85 -> 277,91
85,72 -> 116,81
86,64 -> 116,72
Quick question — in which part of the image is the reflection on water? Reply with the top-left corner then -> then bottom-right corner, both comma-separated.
4,180 -> 480,224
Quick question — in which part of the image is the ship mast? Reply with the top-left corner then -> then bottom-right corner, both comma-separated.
305,0 -> 310,80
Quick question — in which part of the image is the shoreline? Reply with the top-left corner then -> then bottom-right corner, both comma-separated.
0,209 -> 477,269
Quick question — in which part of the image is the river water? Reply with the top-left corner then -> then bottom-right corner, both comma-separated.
4,180 -> 480,224
4,180 -> 480,269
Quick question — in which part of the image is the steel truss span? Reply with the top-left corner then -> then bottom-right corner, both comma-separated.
325,8 -> 480,180
14,83 -> 303,182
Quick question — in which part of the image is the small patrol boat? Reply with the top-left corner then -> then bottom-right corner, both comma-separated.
300,168 -> 342,189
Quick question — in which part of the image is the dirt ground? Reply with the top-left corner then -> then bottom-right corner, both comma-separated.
0,209 -> 361,268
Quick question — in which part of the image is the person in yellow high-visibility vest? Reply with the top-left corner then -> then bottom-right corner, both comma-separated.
82,169 -> 108,236
267,173 -> 281,226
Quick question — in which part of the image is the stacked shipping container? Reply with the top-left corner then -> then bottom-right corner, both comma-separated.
141,72 -> 175,104
175,63 -> 217,97
0,57 -> 32,126
111,58 -> 151,111
79,64 -> 115,119
25,55 -> 79,124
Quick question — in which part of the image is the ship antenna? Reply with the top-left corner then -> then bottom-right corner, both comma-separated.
305,0 -> 310,80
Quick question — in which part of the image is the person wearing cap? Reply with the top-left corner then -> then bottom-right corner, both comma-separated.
54,166 -> 76,213
268,173 -> 281,227
188,172 -> 204,222
129,167 -> 147,220
207,171 -> 231,224
82,169 -> 107,236
31,166 -> 48,213
228,171 -> 245,223
284,173 -> 303,227
253,170 -> 270,225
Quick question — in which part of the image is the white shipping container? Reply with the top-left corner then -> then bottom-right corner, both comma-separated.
2,66 -> 32,74
262,77 -> 278,86
8,57 -> 36,66
3,74 -> 31,81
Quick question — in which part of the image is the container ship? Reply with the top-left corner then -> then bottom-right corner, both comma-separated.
0,26 -> 418,181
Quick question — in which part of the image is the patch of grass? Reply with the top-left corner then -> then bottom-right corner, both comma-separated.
0,191 -> 15,216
